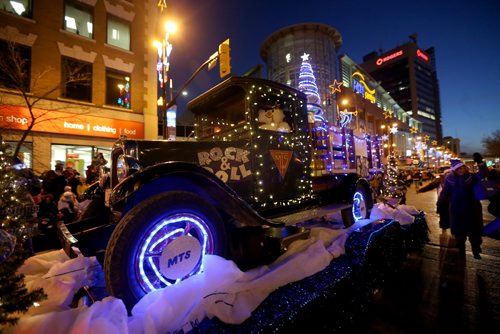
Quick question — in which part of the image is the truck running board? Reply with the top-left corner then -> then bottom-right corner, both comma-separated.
269,203 -> 353,227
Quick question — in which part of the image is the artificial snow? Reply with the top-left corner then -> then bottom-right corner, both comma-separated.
6,205 -> 418,334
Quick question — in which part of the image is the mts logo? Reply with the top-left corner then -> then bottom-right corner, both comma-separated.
167,250 -> 192,268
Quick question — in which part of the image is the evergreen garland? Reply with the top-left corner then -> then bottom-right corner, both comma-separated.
0,138 -> 46,327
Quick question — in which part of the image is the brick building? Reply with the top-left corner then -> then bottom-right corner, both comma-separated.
0,0 -> 159,175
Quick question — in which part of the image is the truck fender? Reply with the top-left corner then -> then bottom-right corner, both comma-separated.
111,162 -> 269,229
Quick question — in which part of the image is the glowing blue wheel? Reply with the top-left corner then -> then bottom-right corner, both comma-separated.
352,191 -> 367,221
352,183 -> 372,221
104,191 -> 227,310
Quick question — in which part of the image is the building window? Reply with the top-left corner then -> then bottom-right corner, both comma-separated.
5,141 -> 32,168
64,0 -> 93,39
107,16 -> 130,50
106,69 -> 131,108
0,0 -> 32,18
0,39 -> 31,91
61,57 -> 92,102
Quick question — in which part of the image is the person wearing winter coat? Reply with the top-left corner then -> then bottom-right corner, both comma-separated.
38,194 -> 59,222
417,168 -> 451,231
57,191 -> 79,223
437,159 -> 483,259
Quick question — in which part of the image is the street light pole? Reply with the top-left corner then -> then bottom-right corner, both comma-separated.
155,1 -> 176,139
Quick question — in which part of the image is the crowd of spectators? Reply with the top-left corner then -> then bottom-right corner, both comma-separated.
30,153 -> 107,251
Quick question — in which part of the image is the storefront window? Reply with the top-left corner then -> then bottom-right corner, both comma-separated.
51,144 -> 110,177
5,141 -> 32,168
107,16 -> 130,50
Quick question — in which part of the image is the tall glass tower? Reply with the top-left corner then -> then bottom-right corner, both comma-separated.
361,40 -> 443,142
260,23 -> 342,124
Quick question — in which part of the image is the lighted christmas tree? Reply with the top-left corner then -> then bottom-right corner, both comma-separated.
380,155 -> 407,205
297,53 -> 330,171
0,138 -> 46,327
298,53 -> 324,124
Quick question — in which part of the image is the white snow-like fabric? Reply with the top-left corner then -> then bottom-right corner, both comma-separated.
8,220 -> 373,334
7,297 -> 129,334
369,203 -> 418,225
19,249 -> 101,315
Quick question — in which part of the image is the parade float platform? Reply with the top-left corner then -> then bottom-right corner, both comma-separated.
190,214 -> 428,333
8,209 -> 428,334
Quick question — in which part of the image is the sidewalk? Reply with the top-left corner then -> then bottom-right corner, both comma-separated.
356,185 -> 500,333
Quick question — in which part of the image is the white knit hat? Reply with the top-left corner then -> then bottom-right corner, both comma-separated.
450,159 -> 465,171
63,191 -> 74,200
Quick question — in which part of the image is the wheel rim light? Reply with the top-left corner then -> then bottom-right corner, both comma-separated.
352,191 -> 366,221
137,214 -> 211,292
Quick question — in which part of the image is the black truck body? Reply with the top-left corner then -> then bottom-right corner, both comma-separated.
58,76 -> 373,310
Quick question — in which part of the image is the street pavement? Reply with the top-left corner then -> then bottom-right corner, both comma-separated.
356,181 -> 500,334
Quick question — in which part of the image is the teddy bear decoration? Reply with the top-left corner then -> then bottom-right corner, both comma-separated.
258,103 -> 291,132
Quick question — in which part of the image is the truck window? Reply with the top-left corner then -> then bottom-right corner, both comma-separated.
257,103 -> 293,133
195,88 -> 247,140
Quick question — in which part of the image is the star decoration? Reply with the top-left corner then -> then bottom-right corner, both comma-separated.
410,127 -> 418,134
424,135 -> 430,142
431,140 -> 438,146
390,126 -> 398,134
381,134 -> 389,141
383,110 -> 393,119
329,79 -> 343,94
301,53 -> 310,61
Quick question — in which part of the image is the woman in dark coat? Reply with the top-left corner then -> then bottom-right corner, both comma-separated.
437,159 -> 483,258
417,168 -> 451,231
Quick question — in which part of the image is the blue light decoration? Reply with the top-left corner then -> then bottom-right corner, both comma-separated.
345,129 -> 356,169
297,53 -> 323,123
352,191 -> 367,221
339,110 -> 356,127
117,76 -> 130,109
137,213 -> 212,293
297,53 -> 331,172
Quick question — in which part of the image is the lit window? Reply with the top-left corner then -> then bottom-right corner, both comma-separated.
64,16 -> 77,30
106,69 -> 131,108
107,16 -> 130,50
64,1 -> 93,39
0,0 -> 32,17
61,57 -> 92,102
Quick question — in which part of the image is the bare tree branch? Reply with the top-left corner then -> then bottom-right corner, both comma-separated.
0,40 -> 92,161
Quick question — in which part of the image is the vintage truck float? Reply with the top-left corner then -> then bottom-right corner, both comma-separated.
58,76 -> 379,310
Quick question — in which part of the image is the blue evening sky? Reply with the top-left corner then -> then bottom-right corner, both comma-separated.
168,0 -> 500,154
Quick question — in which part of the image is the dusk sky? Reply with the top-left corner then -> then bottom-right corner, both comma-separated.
167,0 -> 500,154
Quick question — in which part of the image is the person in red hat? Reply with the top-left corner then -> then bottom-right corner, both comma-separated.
437,159 -> 483,259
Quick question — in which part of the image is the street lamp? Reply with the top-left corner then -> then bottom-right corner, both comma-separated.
155,2 -> 177,139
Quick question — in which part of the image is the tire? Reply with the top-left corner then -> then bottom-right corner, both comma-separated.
352,184 -> 372,221
104,191 -> 228,310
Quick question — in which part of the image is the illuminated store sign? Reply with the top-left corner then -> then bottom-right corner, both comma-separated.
416,49 -> 429,62
375,50 -> 404,66
352,71 -> 376,103
0,106 -> 144,139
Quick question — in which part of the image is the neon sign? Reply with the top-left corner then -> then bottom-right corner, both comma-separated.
376,50 -> 403,66
416,49 -> 429,62
352,71 -> 376,103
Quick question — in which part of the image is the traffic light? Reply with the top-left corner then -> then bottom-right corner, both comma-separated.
218,38 -> 231,78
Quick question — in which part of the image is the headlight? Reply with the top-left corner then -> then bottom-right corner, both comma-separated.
116,155 -> 127,183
